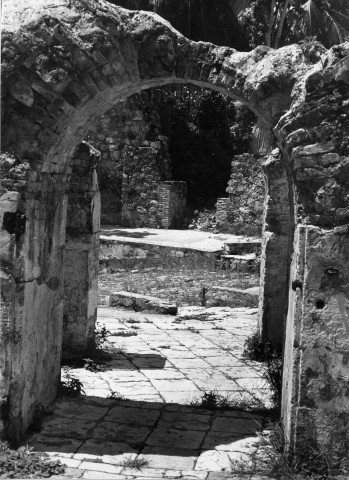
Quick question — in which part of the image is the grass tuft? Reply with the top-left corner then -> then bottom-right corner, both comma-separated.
120,456 -> 149,470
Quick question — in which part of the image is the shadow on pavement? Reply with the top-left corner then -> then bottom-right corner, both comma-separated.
26,395 -> 265,460
101,228 -> 157,239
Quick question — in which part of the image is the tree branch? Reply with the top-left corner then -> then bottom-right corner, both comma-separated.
274,0 -> 292,48
265,0 -> 276,47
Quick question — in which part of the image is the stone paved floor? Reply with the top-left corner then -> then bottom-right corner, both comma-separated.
27,306 -> 274,479
100,226 -> 260,252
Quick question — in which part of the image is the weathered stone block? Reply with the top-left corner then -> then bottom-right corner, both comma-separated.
109,291 -> 177,315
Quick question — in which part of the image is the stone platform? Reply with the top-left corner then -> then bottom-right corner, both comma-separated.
99,227 -> 262,273
27,306 -> 273,479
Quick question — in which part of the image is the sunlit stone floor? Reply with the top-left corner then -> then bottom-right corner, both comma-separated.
27,306 -> 274,480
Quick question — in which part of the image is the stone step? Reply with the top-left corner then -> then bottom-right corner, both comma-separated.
109,291 -> 178,315
223,240 -> 261,255
217,254 -> 260,273
210,285 -> 259,307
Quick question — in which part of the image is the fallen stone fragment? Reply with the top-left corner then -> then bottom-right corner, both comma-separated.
109,291 -> 178,315
210,285 -> 259,308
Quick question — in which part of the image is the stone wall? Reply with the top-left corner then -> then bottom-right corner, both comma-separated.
158,181 -> 187,228
0,158 -> 67,440
87,92 -> 171,227
278,44 -> 349,460
5,0 -> 349,458
216,154 -> 265,236
99,238 -> 218,271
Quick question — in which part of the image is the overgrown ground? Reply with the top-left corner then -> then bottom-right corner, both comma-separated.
98,262 -> 259,307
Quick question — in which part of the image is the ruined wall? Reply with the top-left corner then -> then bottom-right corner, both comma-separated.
63,142 -> 100,358
158,181 -> 187,228
279,46 -> 349,460
87,92 -> 171,227
0,156 -> 67,439
216,154 -> 265,236
0,0 -> 318,444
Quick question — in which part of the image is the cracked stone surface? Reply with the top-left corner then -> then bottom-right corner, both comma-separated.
26,306 -> 275,479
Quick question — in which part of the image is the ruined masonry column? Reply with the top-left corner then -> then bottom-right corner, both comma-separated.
258,149 -> 293,350
283,224 -> 349,457
279,47 -> 349,458
63,143 -> 101,358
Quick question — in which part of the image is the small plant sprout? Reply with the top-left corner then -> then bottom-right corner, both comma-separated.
58,367 -> 85,397
120,456 -> 149,470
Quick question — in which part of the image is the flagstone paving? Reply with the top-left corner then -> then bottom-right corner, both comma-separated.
26,306 -> 275,479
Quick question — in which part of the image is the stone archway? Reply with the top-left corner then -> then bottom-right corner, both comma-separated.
2,0 -> 349,459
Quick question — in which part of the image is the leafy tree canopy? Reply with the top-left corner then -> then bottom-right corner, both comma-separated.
235,0 -> 349,49
108,0 -> 249,50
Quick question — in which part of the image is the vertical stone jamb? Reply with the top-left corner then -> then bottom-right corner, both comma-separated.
63,143 -> 101,358
258,150 -> 293,349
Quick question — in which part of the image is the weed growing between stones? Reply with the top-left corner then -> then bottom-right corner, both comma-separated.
107,391 -> 125,400
190,390 -> 232,410
112,331 -> 138,337
230,421 -> 349,479
63,323 -> 128,372
120,456 -> 149,470
0,441 -> 65,478
95,322 -> 111,349
190,390 -> 270,414
242,330 -> 266,361
58,367 -> 85,397
243,330 -> 283,412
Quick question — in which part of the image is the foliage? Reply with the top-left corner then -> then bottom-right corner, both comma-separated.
0,441 -> 65,478
236,0 -> 349,49
162,86 -> 255,209
188,208 -> 217,232
243,331 -> 283,411
190,390 -> 269,413
305,0 -> 349,48
112,331 -> 138,337
242,330 -> 266,361
190,390 -> 234,410
58,368 -> 85,397
94,323 -> 111,349
236,0 -> 307,49
298,35 -> 327,63
264,355 -> 283,409
120,456 -> 150,470
231,421 -> 349,478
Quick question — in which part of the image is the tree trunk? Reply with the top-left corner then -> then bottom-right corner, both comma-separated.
274,0 -> 291,48
265,0 -> 276,46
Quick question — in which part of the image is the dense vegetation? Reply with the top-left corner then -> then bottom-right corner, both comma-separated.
109,0 -> 349,50
159,87 -> 254,208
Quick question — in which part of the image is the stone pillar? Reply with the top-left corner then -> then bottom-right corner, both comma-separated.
0,157 -> 68,441
0,190 -> 22,438
282,224 -> 349,459
258,151 -> 293,350
215,198 -> 230,232
63,143 -> 101,358
158,181 -> 187,229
